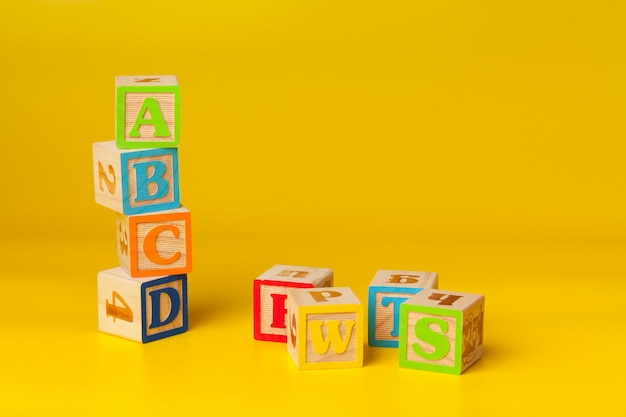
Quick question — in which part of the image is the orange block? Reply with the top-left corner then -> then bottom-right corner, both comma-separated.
117,207 -> 192,278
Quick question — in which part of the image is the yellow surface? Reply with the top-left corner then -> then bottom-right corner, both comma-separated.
1,0 -> 624,415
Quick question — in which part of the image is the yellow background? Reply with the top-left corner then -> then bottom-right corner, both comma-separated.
1,0 -> 624,415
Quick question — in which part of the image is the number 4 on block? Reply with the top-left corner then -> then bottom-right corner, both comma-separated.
97,267 -> 188,343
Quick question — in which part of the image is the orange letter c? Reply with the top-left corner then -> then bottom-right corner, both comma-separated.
143,225 -> 181,265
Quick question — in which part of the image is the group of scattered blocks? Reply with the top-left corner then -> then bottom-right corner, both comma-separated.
254,265 -> 484,374
92,76 -> 192,343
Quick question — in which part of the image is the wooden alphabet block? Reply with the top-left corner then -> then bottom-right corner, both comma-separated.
399,289 -> 484,374
368,270 -> 438,348
286,287 -> 363,370
93,141 -> 180,215
117,207 -> 192,278
253,265 -> 333,342
97,267 -> 188,343
115,75 -> 180,149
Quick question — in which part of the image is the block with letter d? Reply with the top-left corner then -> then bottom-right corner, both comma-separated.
399,289 -> 484,374
253,265 -> 333,342
97,267 -> 188,343
117,207 -> 192,278
93,141 -> 179,215
116,75 -> 180,149
286,287 -> 363,370
368,269 -> 438,348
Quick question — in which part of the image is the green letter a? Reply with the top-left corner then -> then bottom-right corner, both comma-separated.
129,97 -> 171,138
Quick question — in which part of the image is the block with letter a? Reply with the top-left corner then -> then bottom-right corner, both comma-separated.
253,265 -> 333,342
97,267 -> 188,343
398,289 -> 484,374
117,207 -> 192,278
115,75 -> 180,149
286,287 -> 363,370
367,269 -> 438,348
92,141 -> 180,215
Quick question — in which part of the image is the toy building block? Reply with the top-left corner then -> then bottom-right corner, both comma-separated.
115,75 -> 180,149
117,207 -> 192,278
368,270 -> 438,348
286,287 -> 363,370
399,289 -> 484,374
93,141 -> 180,215
254,265 -> 333,342
97,267 -> 188,343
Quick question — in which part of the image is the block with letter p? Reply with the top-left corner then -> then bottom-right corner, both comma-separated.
253,265 -> 333,342
286,287 -> 364,370
97,267 -> 188,343
399,289 -> 484,374
116,75 -> 180,149
117,207 -> 192,278
368,269 -> 438,348
93,141 -> 179,215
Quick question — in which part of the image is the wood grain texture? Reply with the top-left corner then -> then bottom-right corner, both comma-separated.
118,207 -> 192,278
143,278 -> 185,338
93,142 -> 180,215
370,269 -> 439,289
93,141 -> 122,212
399,289 -> 485,374
124,92 -> 176,143
305,312 -> 358,363
98,267 -> 144,343
125,150 -> 177,210
405,310 -> 458,367
115,75 -> 180,149
116,75 -> 178,87
286,287 -> 364,370
97,267 -> 187,343
253,265 -> 333,342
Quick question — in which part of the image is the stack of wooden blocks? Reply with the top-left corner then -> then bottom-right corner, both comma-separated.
254,265 -> 484,374
92,76 -> 192,343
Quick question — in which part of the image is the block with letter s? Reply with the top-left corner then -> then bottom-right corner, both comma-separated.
399,289 -> 484,374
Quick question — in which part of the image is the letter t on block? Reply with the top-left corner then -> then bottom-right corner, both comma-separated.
253,265 -> 333,342
367,269 -> 438,348
116,75 -> 180,149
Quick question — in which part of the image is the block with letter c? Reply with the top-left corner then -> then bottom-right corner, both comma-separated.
117,207 -> 192,278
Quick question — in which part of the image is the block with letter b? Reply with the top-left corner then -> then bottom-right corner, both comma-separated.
97,267 -> 188,343
254,265 -> 333,342
399,289 -> 484,374
93,141 -> 179,215
116,75 -> 180,149
368,269 -> 438,348
117,207 -> 192,278
286,287 -> 363,370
